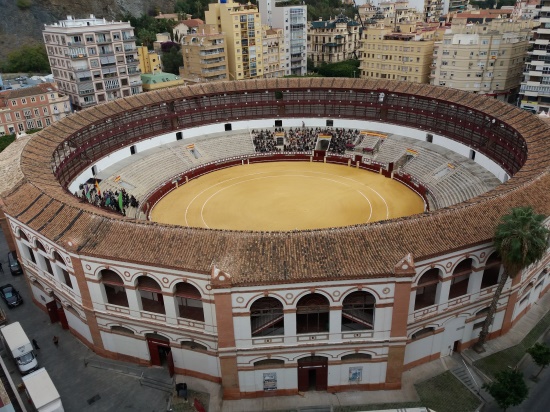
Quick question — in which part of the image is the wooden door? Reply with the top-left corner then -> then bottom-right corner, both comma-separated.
167,349 -> 174,377
57,305 -> 69,329
46,300 -> 59,324
297,366 -> 309,392
147,339 -> 161,366
316,363 -> 328,391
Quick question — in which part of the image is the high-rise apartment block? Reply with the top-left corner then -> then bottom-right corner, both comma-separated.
205,0 -> 264,80
180,24 -> 229,83
43,15 -> 142,110
520,0 -> 550,113
308,15 -> 361,66
259,0 -> 307,76
0,84 -> 71,136
360,22 -> 436,83
431,18 -> 533,101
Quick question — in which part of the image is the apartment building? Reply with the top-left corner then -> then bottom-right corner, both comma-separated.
0,83 -> 71,136
43,15 -> 142,110
137,46 -> 163,74
259,0 -> 307,76
359,1 -> 425,24
263,27 -> 286,78
520,0 -> 550,113
180,24 -> 229,83
360,22 -> 436,83
431,18 -> 533,101
308,14 -> 361,66
205,0 -> 264,80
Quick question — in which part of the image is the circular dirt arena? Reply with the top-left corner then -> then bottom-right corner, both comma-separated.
150,162 -> 425,231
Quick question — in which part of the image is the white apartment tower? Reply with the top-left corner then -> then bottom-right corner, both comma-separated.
520,0 -> 550,113
431,18 -> 533,101
43,15 -> 142,110
259,0 -> 307,76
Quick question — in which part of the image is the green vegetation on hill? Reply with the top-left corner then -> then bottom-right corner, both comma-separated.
1,44 -> 50,74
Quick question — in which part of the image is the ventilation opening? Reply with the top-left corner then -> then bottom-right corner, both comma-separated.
426,134 -> 433,143
469,150 -> 476,161
176,132 -> 183,141
326,120 -> 333,127
224,123 -> 232,131
130,145 -> 136,155
275,120 -> 282,127
91,165 -> 97,176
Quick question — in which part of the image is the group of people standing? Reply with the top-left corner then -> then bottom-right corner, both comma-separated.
251,126 -> 363,154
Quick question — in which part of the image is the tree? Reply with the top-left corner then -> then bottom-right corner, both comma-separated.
483,369 -> 528,411
1,44 -> 50,73
137,29 -> 156,49
161,46 -> 183,75
527,342 -> 550,379
474,207 -> 549,351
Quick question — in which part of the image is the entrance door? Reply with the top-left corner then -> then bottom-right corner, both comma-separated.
297,356 -> 328,392
146,336 -> 171,367
57,304 -> 69,330
46,300 -> 59,324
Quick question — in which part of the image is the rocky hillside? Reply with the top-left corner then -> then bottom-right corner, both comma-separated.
0,0 -> 176,62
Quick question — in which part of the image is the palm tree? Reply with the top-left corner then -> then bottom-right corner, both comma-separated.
474,206 -> 549,352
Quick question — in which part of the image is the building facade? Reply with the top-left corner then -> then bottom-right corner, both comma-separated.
520,0 -> 550,113
259,0 -> 307,76
180,24 -> 229,83
263,27 -> 286,78
308,15 -> 361,66
205,0 -> 264,80
1,79 -> 549,401
431,18 -> 533,101
43,15 -> 142,110
137,46 -> 163,74
0,84 -> 71,136
360,22 -> 436,82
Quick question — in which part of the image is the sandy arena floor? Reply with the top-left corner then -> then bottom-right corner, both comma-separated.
150,162 -> 425,231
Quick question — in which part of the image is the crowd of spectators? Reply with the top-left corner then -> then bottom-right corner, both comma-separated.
251,127 -> 362,154
76,183 -> 139,215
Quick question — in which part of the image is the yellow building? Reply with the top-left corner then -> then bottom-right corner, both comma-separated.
137,46 -> 163,74
205,0 -> 264,80
360,22 -> 436,83
180,24 -> 229,83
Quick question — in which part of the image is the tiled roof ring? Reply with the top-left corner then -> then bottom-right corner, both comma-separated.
2,79 -> 549,286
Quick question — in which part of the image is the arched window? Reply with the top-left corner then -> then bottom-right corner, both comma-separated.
181,341 -> 208,351
137,276 -> 165,314
19,231 -> 29,242
111,325 -> 134,335
414,268 -> 441,310
100,269 -> 129,307
341,353 -> 372,361
253,359 -> 285,368
411,327 -> 435,340
449,258 -> 473,299
53,251 -> 72,288
174,283 -> 204,322
296,293 -> 330,334
35,240 -> 53,275
481,252 -> 501,289
53,252 -> 64,263
250,297 -> 284,337
341,291 -> 375,331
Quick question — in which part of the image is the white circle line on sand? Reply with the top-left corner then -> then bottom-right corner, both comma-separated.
198,173 -> 373,229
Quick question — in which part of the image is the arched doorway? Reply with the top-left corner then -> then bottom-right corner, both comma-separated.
146,333 -> 174,376
297,355 -> 328,391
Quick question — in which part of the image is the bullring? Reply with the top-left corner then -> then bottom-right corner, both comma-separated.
0,78 -> 549,398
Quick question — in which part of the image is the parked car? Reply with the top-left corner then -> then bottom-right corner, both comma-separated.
0,284 -> 23,308
7,251 -> 22,275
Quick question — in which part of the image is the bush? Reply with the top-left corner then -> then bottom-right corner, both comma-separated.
0,134 -> 16,153
16,0 -> 32,10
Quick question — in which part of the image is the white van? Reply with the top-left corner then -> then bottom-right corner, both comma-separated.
0,322 -> 38,374
22,368 -> 64,412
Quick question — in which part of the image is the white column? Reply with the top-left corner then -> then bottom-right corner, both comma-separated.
163,294 -> 178,325
284,310 -> 297,344
126,287 -> 142,318
329,306 -> 341,341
